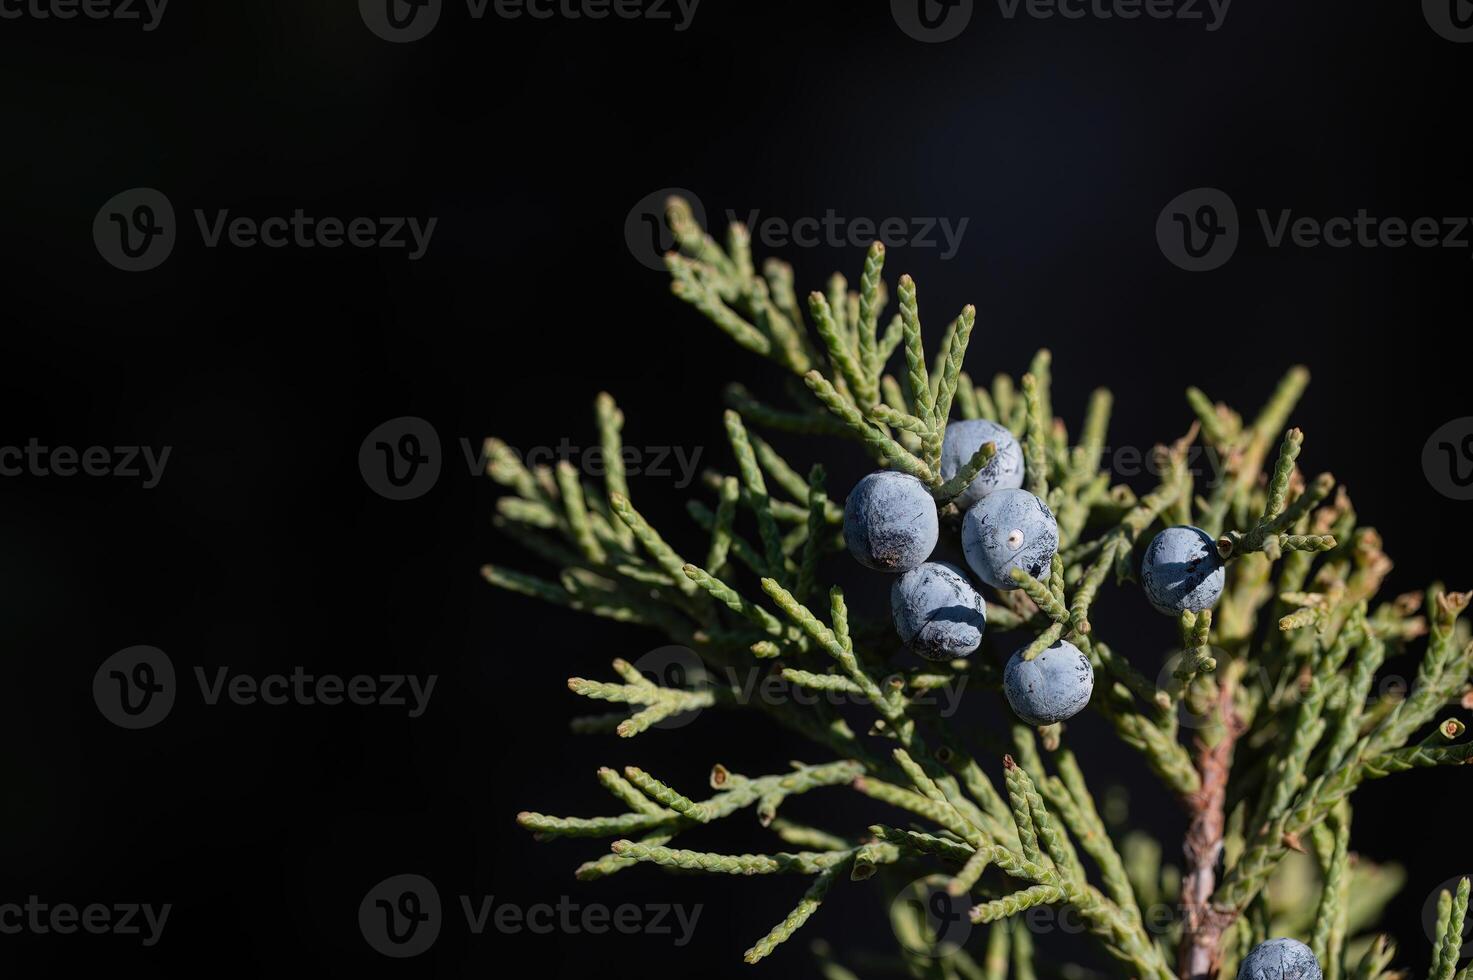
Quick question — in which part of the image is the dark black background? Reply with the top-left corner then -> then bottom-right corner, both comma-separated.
2,1 -> 1470,976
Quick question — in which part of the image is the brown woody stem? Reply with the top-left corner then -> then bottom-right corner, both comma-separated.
1178,675 -> 1244,980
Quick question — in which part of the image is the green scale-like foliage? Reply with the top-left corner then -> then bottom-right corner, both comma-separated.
485,198 -> 1472,977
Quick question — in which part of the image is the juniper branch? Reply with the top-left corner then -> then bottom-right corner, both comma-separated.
489,216 -> 1472,976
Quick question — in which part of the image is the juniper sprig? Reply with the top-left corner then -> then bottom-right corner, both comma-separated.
487,198 -> 1472,976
